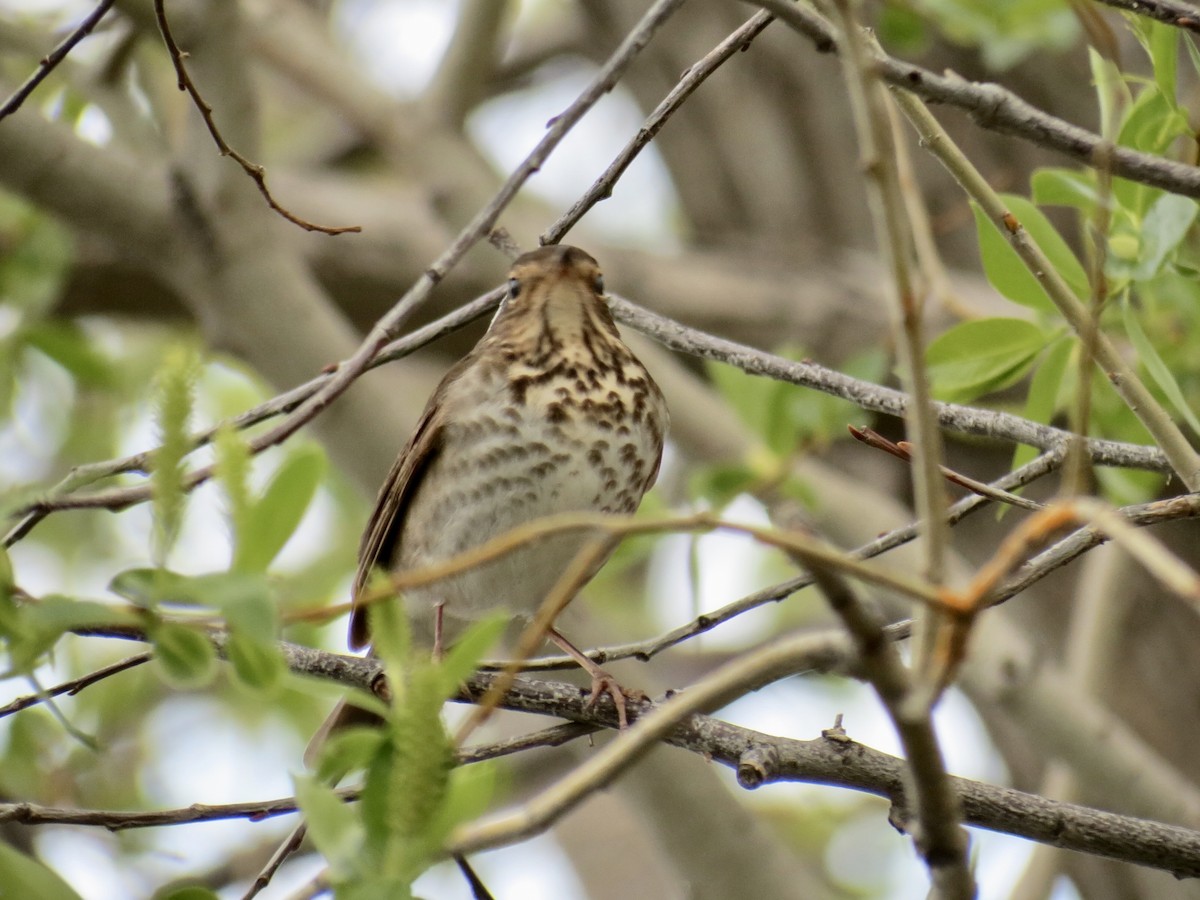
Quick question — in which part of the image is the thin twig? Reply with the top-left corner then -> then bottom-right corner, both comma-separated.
849,426 -> 1044,511
542,8 -> 776,245
608,296 -> 1173,472
153,0 -> 360,235
0,0 -> 116,121
0,652 -> 152,719
296,511 -> 947,632
1093,0 -> 1200,34
797,554 -> 972,899
752,0 -> 1200,199
200,0 -> 686,491
2,289 -> 503,547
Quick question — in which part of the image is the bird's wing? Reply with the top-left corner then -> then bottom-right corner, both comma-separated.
348,394 -> 444,650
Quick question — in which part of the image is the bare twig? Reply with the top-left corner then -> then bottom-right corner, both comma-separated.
608,296 -> 1173,472
796,555 -> 972,899
1092,0 -> 1200,34
0,0 -> 116,121
203,0 -> 685,492
3,292 -> 1169,543
850,426 -> 1044,511
542,8 -> 776,245
0,652 -> 152,719
153,0 -> 361,235
752,0 -> 1200,199
2,289 -> 503,547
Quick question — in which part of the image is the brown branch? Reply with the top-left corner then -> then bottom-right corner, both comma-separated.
3,289 -> 1170,545
13,645 -> 1198,877
0,652 -> 152,719
541,8 -> 776,245
197,0 -> 686,497
152,0 -> 361,236
608,296 -> 1172,472
2,289 -> 504,547
850,426 -> 1044,512
752,0 -> 1200,199
0,0 -> 116,121
1092,0 -> 1200,33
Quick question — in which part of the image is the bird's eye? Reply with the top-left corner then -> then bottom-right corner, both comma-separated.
593,274 -> 605,295
507,277 -> 521,299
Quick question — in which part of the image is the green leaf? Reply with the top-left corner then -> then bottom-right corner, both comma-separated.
314,725 -> 386,784
1132,17 -> 1179,103
367,580 -> 410,678
689,463 -> 758,508
1131,193 -> 1198,281
926,318 -> 1049,402
236,445 -> 325,573
1185,27 -> 1200,82
425,761 -> 497,846
225,631 -> 284,692
0,842 -> 83,900
1088,47 -> 1130,140
158,888 -> 220,900
152,623 -> 217,688
294,774 -> 365,878
108,568 -> 266,610
24,322 -> 115,388
151,346 -> 202,566
4,596 -> 138,675
972,196 -> 1088,312
1123,300 -> 1200,436
1012,337 -> 1074,471
214,424 -> 252,562
1031,168 -> 1098,212
437,613 -> 508,691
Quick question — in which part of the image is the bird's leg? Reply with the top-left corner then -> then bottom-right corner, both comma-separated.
547,627 -> 636,729
433,601 -> 446,662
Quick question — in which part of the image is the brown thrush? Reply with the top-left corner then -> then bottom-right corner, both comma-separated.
339,244 -> 667,730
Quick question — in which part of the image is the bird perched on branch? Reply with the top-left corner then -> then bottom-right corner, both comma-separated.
316,244 -> 668,745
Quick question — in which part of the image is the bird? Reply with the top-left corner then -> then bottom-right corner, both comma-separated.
319,244 -> 668,744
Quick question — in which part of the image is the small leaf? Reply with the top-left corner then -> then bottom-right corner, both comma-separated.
0,842 -> 83,900
1012,337 -> 1074,471
1031,168 -> 1098,212
314,725 -> 386,784
367,581 -> 410,679
926,318 -> 1048,402
152,623 -> 217,688
1123,300 -> 1200,436
5,596 -> 137,675
1132,18 -> 1179,104
437,613 -> 508,692
1131,193 -> 1198,281
237,445 -> 325,573
108,568 -> 192,607
294,774 -> 365,878
972,201 -> 1068,313
214,424 -> 252,562
225,631 -> 284,692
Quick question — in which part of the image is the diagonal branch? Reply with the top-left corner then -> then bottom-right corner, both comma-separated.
752,0 -> 1200,199
0,0 -> 116,121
